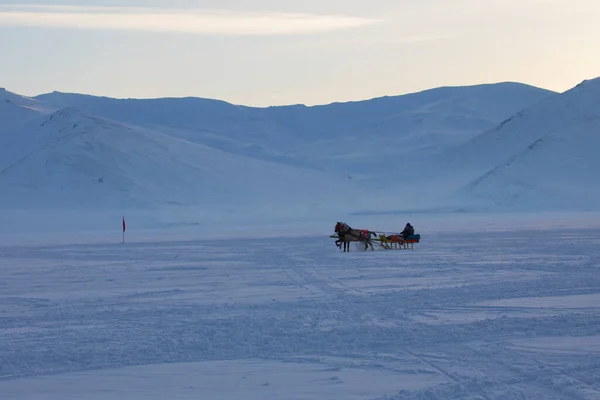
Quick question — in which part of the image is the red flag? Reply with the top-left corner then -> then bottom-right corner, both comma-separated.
122,216 -> 126,233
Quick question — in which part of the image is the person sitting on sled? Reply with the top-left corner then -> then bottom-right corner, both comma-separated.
400,223 -> 415,240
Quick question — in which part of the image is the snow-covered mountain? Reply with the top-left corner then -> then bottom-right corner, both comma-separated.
35,82 -> 554,175
0,81 -> 563,230
443,77 -> 600,211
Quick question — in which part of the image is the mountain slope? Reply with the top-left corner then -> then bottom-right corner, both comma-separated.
447,77 -> 600,210
0,108 -> 368,212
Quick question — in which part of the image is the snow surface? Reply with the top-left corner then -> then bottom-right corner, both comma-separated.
2,218 -> 600,399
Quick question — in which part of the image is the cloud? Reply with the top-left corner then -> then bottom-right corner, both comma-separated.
0,4 -> 381,35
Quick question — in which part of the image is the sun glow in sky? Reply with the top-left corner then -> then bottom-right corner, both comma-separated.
1,0 -> 599,105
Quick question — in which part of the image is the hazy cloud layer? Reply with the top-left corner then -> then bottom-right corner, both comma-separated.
0,4 -> 381,35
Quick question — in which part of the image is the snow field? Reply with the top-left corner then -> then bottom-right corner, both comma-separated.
1,225 -> 600,399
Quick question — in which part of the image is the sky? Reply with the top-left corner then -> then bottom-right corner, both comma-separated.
0,0 -> 599,106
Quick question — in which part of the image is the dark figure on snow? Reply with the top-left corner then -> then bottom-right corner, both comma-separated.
400,223 -> 415,240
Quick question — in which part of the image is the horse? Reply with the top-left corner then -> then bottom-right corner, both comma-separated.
334,222 -> 377,252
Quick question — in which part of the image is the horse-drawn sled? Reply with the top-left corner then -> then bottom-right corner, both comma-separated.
331,221 -> 421,252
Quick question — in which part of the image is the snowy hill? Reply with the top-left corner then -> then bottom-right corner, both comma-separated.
445,77 -> 600,211
0,107 -> 367,214
0,82 -> 559,231
35,83 -> 554,175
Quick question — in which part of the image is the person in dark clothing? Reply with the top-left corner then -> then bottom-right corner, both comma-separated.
400,223 -> 415,240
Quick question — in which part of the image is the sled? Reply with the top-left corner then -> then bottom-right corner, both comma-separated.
373,234 -> 421,250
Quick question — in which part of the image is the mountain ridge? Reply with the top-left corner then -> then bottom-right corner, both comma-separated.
29,80 -> 554,108
28,81 -> 557,175
1,79 -> 577,218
